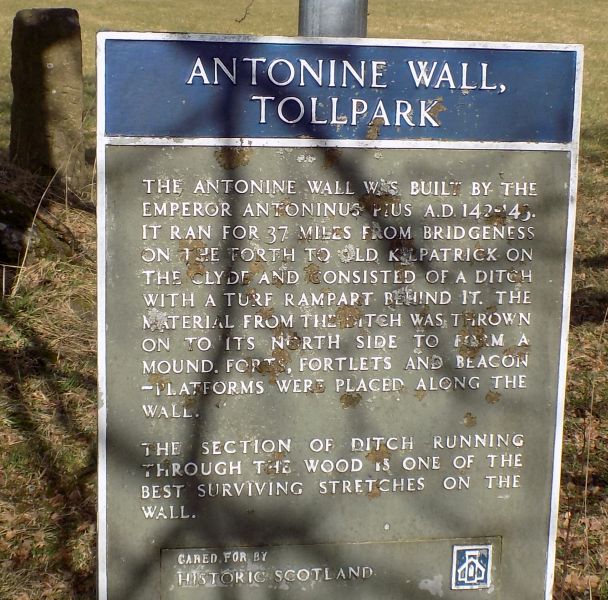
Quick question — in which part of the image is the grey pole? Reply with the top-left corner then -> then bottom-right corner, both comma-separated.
298,0 -> 368,37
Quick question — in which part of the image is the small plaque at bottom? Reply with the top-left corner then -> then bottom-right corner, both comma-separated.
161,538 -> 500,599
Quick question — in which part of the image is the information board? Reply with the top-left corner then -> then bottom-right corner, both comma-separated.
97,33 -> 583,600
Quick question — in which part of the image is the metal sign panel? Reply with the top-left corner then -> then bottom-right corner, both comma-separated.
97,33 -> 582,600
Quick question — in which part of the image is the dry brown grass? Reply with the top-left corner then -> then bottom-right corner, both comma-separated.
0,163 -> 97,597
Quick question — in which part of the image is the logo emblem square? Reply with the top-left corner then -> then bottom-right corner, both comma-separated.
451,544 -> 492,590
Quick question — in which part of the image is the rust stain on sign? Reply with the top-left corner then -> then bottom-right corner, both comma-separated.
257,306 -> 274,320
275,199 -> 292,216
508,269 -> 525,284
286,333 -> 302,350
486,390 -> 502,404
308,381 -> 326,394
241,358 -> 259,374
186,262 -> 206,282
485,206 -> 507,226
148,373 -> 169,391
503,345 -> 530,359
179,240 -> 208,281
457,321 -> 487,358
473,242 -> 487,259
386,238 -> 415,265
428,97 -> 447,124
272,323 -> 289,338
332,305 -> 363,329
214,147 -> 252,170
463,412 -> 477,427
182,394 -> 197,409
264,452 -> 287,475
359,192 -> 400,216
303,263 -> 321,284
366,117 -> 384,140
323,147 -> 342,169
256,348 -> 291,385
255,360 -> 282,384
249,257 -> 265,276
367,481 -> 382,500
178,239 -> 208,254
272,348 -> 291,366
340,392 -> 362,408
366,444 -> 391,464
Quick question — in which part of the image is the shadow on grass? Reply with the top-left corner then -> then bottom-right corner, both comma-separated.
580,123 -> 608,167
578,254 -> 608,270
570,288 -> 608,326
0,298 -> 97,597
571,253 -> 608,326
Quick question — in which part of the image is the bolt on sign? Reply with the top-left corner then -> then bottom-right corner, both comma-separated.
97,33 -> 582,600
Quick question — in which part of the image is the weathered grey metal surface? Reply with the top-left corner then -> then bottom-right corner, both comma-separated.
298,0 -> 368,37
103,144 -> 570,599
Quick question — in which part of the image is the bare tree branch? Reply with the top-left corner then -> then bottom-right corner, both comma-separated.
235,0 -> 256,23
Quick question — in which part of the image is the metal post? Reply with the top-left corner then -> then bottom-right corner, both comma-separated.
298,0 -> 368,37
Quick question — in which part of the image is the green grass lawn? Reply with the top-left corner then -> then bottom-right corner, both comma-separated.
0,1 -> 606,598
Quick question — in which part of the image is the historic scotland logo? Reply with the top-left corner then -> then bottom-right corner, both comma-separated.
451,545 -> 492,590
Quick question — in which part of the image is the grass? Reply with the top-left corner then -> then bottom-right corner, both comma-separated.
0,1 -> 606,598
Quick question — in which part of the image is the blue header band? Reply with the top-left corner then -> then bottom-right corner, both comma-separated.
102,36 -> 578,143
